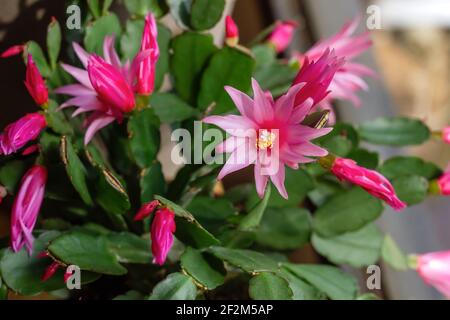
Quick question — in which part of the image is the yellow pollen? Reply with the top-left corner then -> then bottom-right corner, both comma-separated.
256,129 -> 276,149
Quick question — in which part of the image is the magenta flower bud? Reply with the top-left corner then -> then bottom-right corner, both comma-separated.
1,44 -> 24,58
135,14 -> 159,96
151,208 -> 176,266
25,54 -> 48,106
328,157 -> 406,211
437,171 -> 450,195
416,251 -> 450,298
88,55 -> 136,113
292,49 -> 344,107
225,15 -> 239,47
267,20 -> 298,53
10,165 -> 47,255
443,127 -> 450,144
41,261 -> 60,282
134,200 -> 160,221
0,113 -> 46,155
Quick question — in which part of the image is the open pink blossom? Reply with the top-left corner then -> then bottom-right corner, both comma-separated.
10,165 -> 47,255
329,157 -> 406,211
25,54 -> 49,106
1,44 -> 24,58
442,127 -> 450,145
267,20 -> 298,53
55,35 -> 151,145
295,15 -> 374,115
203,78 -> 332,199
417,250 -> 450,298
0,113 -> 46,155
134,201 -> 176,266
225,15 -> 239,47
135,13 -> 159,96
292,49 -> 344,108
437,168 -> 450,196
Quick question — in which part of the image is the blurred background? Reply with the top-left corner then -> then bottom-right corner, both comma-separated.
0,0 -> 449,299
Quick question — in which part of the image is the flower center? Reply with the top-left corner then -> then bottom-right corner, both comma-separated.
256,129 -> 276,150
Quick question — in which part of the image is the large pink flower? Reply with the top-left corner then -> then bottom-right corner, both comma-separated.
25,54 -> 49,106
203,79 -> 331,199
295,15 -> 374,115
329,157 -> 406,211
10,165 -> 47,255
417,250 -> 450,298
55,34 -> 152,145
0,112 -> 46,155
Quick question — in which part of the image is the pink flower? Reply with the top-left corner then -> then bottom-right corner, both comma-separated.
88,55 -> 136,112
442,127 -> 450,144
437,169 -> 450,196
329,157 -> 406,211
25,54 -> 49,106
151,208 -> 176,266
417,250 -> 450,298
134,200 -> 160,221
134,201 -> 176,266
41,261 -> 60,282
203,78 -> 332,199
1,44 -> 24,58
267,20 -> 298,53
55,36 -> 150,145
0,113 -> 46,155
292,49 -> 344,108
10,165 -> 47,255
135,14 -> 159,96
225,15 -> 239,47
296,15 -> 374,111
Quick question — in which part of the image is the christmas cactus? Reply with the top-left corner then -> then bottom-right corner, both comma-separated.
0,0 -> 449,301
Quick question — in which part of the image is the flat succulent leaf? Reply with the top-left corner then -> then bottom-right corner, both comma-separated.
149,272 -> 197,300
48,231 -> 127,275
312,187 -> 383,238
249,272 -> 293,300
180,247 -> 225,290
312,224 -> 383,267
359,117 -> 430,146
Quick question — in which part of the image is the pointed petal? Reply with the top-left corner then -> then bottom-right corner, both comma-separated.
84,115 -> 115,145
72,42 -> 90,68
203,115 -> 256,137
270,165 -> 288,199
224,86 -> 255,120
254,162 -> 269,198
289,98 -> 314,124
54,84 -> 94,96
251,78 -> 273,123
215,136 -> 246,154
217,143 -> 256,180
61,63 -> 93,89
